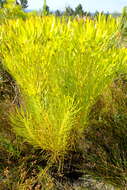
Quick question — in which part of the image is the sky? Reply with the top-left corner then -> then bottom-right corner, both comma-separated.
28,0 -> 127,13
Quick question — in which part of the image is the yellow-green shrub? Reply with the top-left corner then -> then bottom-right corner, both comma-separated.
0,0 -> 27,23
0,15 -> 127,166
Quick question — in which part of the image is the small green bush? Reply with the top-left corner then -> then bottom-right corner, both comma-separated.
0,15 -> 127,171
0,0 -> 27,23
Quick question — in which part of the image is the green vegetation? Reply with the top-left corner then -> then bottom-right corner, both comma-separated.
0,0 -> 27,22
0,2 -> 127,190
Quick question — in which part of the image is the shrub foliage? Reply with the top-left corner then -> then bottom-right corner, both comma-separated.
0,15 -> 127,182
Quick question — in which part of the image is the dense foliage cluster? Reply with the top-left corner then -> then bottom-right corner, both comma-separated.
0,3 -> 127,190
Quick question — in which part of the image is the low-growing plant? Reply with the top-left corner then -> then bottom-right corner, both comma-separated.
0,0 -> 27,23
82,74 -> 127,189
0,15 -> 127,173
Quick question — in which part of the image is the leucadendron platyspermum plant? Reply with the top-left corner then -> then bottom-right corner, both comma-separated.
0,15 -> 127,168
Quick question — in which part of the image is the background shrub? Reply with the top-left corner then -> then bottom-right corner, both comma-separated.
82,74 -> 127,189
